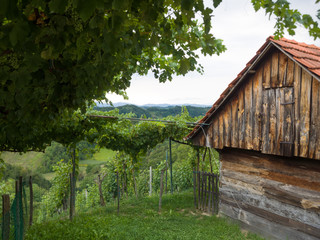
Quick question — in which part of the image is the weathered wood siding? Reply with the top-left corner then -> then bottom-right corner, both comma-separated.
192,48 -> 320,160
219,148 -> 320,240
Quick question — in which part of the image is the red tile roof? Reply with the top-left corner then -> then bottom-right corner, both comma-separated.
186,36 -> 320,140
272,37 -> 320,74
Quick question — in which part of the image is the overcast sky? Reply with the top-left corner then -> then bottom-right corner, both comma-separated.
106,0 -> 319,106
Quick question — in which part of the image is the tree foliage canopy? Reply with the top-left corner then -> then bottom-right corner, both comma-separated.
0,0 -> 319,151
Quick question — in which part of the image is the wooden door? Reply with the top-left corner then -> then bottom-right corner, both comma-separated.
261,87 -> 294,156
279,87 -> 294,156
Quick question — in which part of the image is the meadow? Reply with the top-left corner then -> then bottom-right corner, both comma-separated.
25,191 -> 264,240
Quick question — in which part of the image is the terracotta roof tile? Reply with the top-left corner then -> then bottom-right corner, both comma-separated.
314,69 -> 320,75
186,36 -> 320,140
294,57 -> 320,69
284,48 -> 320,62
271,38 -> 320,73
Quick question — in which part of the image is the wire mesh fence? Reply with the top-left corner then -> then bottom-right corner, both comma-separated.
1,177 -> 26,240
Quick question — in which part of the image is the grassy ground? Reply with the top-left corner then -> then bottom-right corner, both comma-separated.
1,151 -> 44,170
2,148 -> 115,170
25,191 -> 264,240
93,148 -> 116,162
79,148 -> 116,166
42,172 -> 56,181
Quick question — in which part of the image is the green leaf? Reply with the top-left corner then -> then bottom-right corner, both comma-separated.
48,0 -> 68,14
112,0 -> 130,10
179,58 -> 190,75
0,0 -> 18,19
9,21 -> 30,46
213,0 -> 222,8
203,7 -> 212,34
181,0 -> 194,11
112,13 -> 124,31
41,46 -> 53,60
76,0 -> 97,21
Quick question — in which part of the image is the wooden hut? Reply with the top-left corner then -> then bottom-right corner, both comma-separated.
186,36 -> 320,240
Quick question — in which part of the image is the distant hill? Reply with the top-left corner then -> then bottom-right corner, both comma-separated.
95,102 -> 210,108
93,104 -> 210,118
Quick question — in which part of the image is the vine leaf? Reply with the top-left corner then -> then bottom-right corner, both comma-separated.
179,58 -> 190,75
76,0 -> 98,21
181,0 -> 194,11
213,0 -> 223,8
9,21 -> 29,46
0,0 -> 18,19
49,0 -> 68,14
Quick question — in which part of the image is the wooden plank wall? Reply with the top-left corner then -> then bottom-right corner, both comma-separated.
192,48 -> 320,160
219,148 -> 320,240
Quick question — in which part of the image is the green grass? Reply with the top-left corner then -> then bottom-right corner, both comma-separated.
25,191 -> 264,240
42,172 -> 56,181
79,148 -> 116,166
93,148 -> 116,162
1,151 -> 44,170
79,159 -> 107,165
1,148 -> 115,170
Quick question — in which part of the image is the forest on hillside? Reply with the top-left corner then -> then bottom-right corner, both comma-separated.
94,105 -> 211,118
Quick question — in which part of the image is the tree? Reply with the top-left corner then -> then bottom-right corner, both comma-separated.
38,140 -> 96,173
0,0 -> 319,152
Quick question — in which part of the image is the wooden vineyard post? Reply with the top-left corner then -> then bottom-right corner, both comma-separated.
69,173 -> 74,221
201,172 -> 205,210
29,176 -> 33,226
165,151 -> 168,193
204,173 -> 207,211
215,174 -> 219,214
16,178 -> 22,240
209,151 -> 213,173
149,166 -> 152,196
211,174 -> 218,214
158,169 -> 165,212
193,169 -> 197,208
207,173 -> 211,214
70,149 -> 76,220
2,194 -> 10,240
212,175 -> 216,214
117,172 -> 120,214
212,174 -> 215,215
97,174 -> 106,207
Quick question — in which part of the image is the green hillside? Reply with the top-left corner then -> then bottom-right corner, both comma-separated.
94,104 -> 210,118
79,148 -> 116,166
1,148 -> 116,170
1,151 -> 44,171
